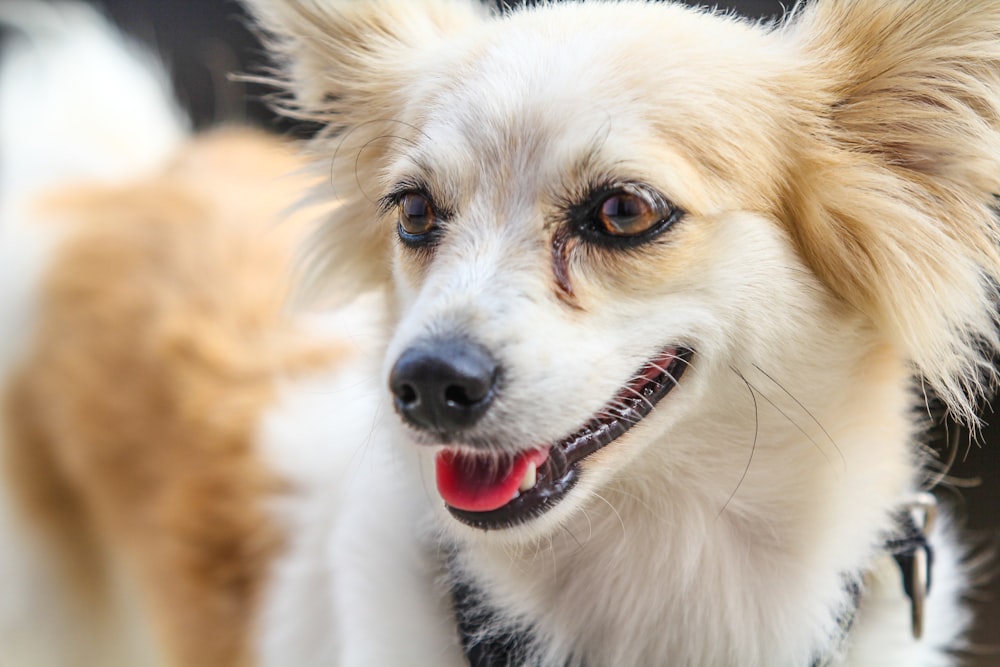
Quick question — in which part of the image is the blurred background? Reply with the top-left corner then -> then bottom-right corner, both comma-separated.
46,0 -> 1000,663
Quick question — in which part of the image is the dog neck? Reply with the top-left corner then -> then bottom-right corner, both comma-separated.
448,496 -> 936,667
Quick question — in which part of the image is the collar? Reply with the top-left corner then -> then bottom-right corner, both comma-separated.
450,494 -> 937,667
886,492 -> 937,640
450,575 -> 548,667
811,492 -> 937,667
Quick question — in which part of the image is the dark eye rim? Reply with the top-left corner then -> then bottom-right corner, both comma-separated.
380,185 -> 446,248
568,183 -> 684,249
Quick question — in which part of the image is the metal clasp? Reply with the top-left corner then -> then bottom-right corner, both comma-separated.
902,492 -> 937,640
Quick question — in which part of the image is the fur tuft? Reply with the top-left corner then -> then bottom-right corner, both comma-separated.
781,0 -> 1000,422
242,0 -> 488,301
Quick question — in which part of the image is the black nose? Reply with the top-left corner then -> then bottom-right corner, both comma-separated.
389,338 -> 498,434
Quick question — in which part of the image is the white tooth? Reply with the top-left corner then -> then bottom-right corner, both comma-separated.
519,462 -> 537,492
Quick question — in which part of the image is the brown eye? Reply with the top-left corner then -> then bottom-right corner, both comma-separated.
568,183 -> 682,248
597,192 -> 657,236
398,192 -> 436,237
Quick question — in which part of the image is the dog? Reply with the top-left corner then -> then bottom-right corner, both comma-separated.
0,5 -> 374,666
3,1 -> 1000,666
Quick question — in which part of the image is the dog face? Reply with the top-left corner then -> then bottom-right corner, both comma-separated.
375,7 -> 844,535
249,0 -> 1000,540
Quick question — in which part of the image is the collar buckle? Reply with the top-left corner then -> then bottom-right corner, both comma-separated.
890,492 -> 937,640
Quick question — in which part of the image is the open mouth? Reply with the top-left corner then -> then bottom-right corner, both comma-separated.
435,347 -> 693,530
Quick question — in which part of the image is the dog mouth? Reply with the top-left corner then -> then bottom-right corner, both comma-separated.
435,347 -> 693,530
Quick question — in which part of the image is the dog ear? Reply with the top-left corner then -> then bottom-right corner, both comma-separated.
783,0 -> 1000,421
242,0 -> 486,302
243,0 -> 484,123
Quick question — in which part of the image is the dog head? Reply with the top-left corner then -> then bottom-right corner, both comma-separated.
248,0 -> 1000,539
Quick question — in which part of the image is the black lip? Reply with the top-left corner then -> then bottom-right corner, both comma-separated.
447,347 -> 693,530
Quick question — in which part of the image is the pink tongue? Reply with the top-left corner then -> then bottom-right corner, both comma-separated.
435,448 -> 549,512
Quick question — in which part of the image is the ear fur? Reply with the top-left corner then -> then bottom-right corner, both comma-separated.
783,0 -> 1000,421
242,0 -> 486,301
250,0 -> 1000,420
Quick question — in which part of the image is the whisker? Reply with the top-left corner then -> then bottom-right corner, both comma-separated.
645,354 -> 690,376
528,535 -> 546,566
718,369 -> 759,519
353,132 -> 421,205
750,363 -> 845,469
747,377 -> 838,470
591,492 -> 628,544
642,362 -> 684,392
344,396 -> 387,487
620,384 -> 658,412
595,403 -> 645,427
326,117 -> 432,201
560,518 -> 588,553
602,483 -> 659,516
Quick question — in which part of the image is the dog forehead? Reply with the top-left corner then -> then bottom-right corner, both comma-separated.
394,3 -> 794,205
407,41 -> 624,187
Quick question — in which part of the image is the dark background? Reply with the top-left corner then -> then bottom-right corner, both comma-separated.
74,0 -> 1000,663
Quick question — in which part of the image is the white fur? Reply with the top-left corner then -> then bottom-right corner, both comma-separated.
254,296 -> 388,666
0,485 -> 163,667
0,2 -> 989,666
370,212 -> 940,666
0,1 -> 187,196
245,1 -> 995,665
255,293 -> 469,666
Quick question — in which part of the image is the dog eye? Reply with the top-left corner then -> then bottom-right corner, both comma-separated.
398,192 -> 437,239
596,192 -> 658,236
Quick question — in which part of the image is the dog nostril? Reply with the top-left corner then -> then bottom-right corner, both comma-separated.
445,383 -> 476,407
398,383 -> 419,407
389,338 -> 498,433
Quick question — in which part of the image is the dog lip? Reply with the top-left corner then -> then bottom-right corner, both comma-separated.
445,347 -> 693,530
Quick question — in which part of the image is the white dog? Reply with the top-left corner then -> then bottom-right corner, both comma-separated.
3,1 -> 1000,666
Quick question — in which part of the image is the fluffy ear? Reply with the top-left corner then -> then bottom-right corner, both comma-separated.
242,0 -> 486,301
244,0 -> 484,123
783,0 -> 1000,421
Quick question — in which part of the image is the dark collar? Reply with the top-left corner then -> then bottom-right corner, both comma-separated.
450,495 -> 936,667
451,575 -> 549,667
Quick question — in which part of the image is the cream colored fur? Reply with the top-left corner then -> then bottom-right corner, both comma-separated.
3,1 -> 1000,666
245,1 -> 1000,666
